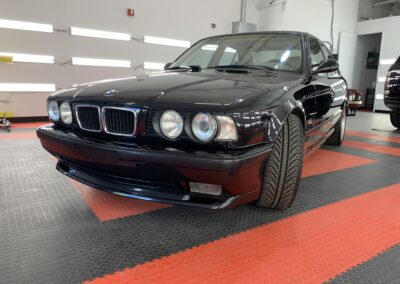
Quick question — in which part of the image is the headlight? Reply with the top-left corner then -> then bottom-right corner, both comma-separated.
60,102 -> 72,124
160,110 -> 184,139
48,101 -> 59,122
191,113 -> 218,142
216,115 -> 238,141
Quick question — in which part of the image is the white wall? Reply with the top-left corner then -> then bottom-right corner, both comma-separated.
258,0 -> 359,52
0,0 -> 259,117
356,15 -> 400,111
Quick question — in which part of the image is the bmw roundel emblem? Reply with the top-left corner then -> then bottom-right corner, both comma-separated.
104,89 -> 119,96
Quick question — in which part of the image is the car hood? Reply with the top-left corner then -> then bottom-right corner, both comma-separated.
53,70 -> 301,112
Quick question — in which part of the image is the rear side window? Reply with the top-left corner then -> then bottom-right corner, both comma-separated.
320,43 -> 332,60
309,36 -> 325,68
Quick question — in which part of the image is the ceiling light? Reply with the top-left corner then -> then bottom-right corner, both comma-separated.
375,94 -> 384,100
0,52 -> 54,64
144,36 -> 190,48
378,77 -> 387,82
0,18 -> 53,33
0,83 -> 56,92
143,62 -> 166,70
71,57 -> 131,68
70,27 -> 131,41
380,59 -> 396,65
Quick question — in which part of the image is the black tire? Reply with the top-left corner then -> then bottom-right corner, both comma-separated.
325,108 -> 346,146
257,114 -> 304,210
390,111 -> 400,128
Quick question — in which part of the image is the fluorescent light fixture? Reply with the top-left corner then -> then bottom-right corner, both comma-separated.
0,52 -> 54,64
0,83 -> 56,92
144,36 -> 190,48
71,57 -> 131,68
380,59 -> 396,65
70,27 -> 130,41
378,77 -> 386,82
0,18 -> 53,33
376,94 -> 384,100
144,62 -> 166,70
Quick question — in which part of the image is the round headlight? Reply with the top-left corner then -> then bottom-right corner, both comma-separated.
48,101 -> 59,122
160,110 -> 184,139
191,113 -> 218,142
60,102 -> 72,124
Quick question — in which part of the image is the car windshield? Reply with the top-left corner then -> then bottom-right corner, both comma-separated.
171,33 -> 303,73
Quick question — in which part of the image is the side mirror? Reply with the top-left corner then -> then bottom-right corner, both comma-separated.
312,59 -> 339,75
164,62 -> 172,70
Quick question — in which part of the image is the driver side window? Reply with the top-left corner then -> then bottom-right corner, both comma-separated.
309,37 -> 325,70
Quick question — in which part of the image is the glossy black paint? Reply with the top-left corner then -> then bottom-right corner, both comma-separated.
384,57 -> 400,110
37,31 -> 347,209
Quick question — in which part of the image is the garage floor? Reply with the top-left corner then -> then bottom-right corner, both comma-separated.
1,111 -> 400,283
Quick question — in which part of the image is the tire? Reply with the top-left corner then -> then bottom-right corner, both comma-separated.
257,114 -> 304,210
390,111 -> 400,128
325,108 -> 346,146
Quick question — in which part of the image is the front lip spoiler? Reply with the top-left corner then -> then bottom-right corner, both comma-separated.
56,160 -> 259,210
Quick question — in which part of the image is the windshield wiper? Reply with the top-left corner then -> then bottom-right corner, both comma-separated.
168,65 -> 202,72
208,65 -> 277,72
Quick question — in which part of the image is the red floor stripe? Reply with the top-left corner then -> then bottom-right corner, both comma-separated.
0,132 -> 37,140
343,140 -> 400,157
11,121 -> 49,129
71,180 -> 170,222
87,184 -> 400,284
302,148 -> 375,177
346,130 -> 400,144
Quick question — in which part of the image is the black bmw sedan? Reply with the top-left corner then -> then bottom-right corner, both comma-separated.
384,56 -> 400,128
37,32 -> 348,210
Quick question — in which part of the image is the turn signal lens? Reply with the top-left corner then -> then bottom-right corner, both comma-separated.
384,72 -> 390,95
216,115 -> 238,141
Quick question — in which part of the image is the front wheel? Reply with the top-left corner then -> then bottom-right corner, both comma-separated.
257,114 -> 304,210
325,107 -> 346,146
390,111 -> 400,128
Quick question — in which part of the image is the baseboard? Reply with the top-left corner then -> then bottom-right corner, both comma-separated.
8,116 -> 49,122
374,110 -> 391,114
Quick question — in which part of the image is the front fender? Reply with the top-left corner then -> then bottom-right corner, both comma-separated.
264,100 -> 306,143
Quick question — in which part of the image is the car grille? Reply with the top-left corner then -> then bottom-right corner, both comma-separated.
75,105 -> 101,132
103,107 -> 136,136
75,105 -> 137,136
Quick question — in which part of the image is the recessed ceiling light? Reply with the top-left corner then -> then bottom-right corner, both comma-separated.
144,36 -> 190,48
0,18 -> 53,33
70,27 -> 131,41
0,83 -> 56,92
0,52 -> 54,64
71,57 -> 131,68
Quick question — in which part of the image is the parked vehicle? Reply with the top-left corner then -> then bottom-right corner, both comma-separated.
37,32 -> 347,210
384,56 -> 400,128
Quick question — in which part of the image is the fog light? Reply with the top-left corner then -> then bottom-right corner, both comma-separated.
189,182 -> 222,196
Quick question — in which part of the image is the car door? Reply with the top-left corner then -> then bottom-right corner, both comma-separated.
309,36 -> 346,139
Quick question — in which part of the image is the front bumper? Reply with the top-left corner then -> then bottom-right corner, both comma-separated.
37,126 -> 272,209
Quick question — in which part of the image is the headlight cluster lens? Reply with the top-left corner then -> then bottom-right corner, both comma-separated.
160,110 -> 184,139
48,101 -> 60,122
60,102 -> 72,124
191,113 -> 218,142
48,100 -> 73,124
159,111 -> 238,142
